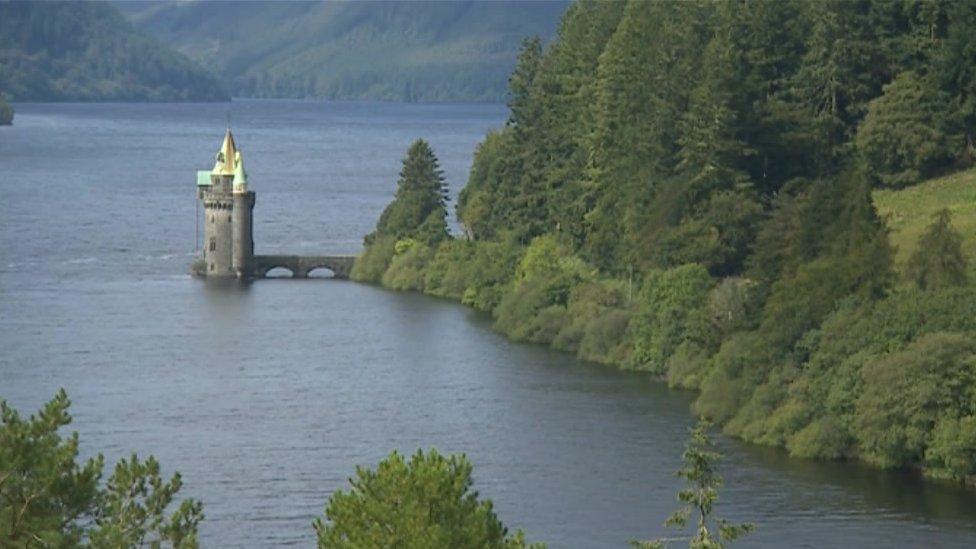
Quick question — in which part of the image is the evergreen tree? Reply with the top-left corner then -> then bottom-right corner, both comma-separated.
536,0 -> 626,248
583,0 -> 708,272
314,449 -> 543,548
786,0 -> 887,174
906,208 -> 968,290
369,139 -> 449,246
676,21 -> 751,201
0,391 -> 202,547
633,418 -> 754,549
935,0 -> 976,160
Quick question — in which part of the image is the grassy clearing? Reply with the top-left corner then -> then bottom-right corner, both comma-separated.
874,168 -> 976,277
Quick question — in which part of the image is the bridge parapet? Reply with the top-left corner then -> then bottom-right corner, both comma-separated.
252,255 -> 355,279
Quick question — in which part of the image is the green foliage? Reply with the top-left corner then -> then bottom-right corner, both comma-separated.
856,71 -> 961,188
906,209 -> 968,290
0,390 -> 202,548
926,415 -> 976,480
854,333 -> 976,470
633,418 -> 754,549
873,167 -> 976,276
494,235 -> 593,340
351,234 -> 396,283
0,2 -> 226,101
370,139 -> 450,246
0,93 -> 12,125
628,265 -> 713,375
353,0 -> 976,481
382,241 -> 435,292
313,449 -> 543,548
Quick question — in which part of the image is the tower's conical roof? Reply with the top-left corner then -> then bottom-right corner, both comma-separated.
232,151 -> 248,193
212,128 -> 238,176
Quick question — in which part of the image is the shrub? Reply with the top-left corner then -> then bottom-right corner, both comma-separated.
854,332 -> 976,469
382,240 -> 434,291
314,449 -> 542,548
627,264 -> 713,374
351,234 -> 396,283
926,416 -> 976,481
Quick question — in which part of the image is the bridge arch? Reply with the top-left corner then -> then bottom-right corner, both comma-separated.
306,266 -> 337,278
264,266 -> 295,278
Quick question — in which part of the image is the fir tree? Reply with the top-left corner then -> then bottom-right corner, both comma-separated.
906,208 -> 968,290
369,139 -> 449,246
633,418 -> 754,549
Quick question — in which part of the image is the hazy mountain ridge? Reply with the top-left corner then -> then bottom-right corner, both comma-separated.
0,1 -> 227,102
117,0 -> 568,102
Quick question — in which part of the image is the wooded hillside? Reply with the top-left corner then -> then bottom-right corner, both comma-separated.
355,0 -> 976,483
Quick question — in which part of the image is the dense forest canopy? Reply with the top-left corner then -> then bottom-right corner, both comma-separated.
117,0 -> 568,102
0,1 -> 227,102
356,0 -> 976,483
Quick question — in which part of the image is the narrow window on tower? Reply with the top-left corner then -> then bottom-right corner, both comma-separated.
209,238 -> 216,252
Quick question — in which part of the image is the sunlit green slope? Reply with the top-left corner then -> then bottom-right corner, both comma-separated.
875,168 -> 976,278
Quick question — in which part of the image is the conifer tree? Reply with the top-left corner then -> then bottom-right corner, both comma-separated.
633,418 -> 754,549
677,23 -> 751,201
906,208 -> 968,290
935,0 -> 976,160
0,391 -> 202,547
583,0 -> 707,272
314,449 -> 543,548
369,139 -> 449,246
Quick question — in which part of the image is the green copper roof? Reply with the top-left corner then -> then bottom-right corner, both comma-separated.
196,171 -> 212,186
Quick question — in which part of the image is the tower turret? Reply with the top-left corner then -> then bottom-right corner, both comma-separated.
195,129 -> 255,279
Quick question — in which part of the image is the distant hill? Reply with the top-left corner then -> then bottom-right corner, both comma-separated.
0,1 -> 227,102
117,0 -> 568,102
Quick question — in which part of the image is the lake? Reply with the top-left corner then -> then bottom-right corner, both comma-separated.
1,100 -> 974,547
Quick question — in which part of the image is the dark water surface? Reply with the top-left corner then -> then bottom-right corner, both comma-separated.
1,101 -> 975,548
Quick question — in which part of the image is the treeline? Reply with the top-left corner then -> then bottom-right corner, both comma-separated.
354,0 -> 976,483
120,0 -> 567,103
0,2 -> 227,102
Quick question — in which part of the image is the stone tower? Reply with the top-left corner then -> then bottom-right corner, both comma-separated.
196,129 -> 255,278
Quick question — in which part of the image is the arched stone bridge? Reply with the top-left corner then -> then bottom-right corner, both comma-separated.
252,255 -> 355,279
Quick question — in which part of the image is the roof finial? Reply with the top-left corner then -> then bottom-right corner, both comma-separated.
226,109 -> 231,131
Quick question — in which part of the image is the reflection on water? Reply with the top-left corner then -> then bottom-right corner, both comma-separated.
1,102 -> 975,548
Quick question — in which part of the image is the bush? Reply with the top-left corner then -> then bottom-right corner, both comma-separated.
351,234 -> 396,283
854,332 -> 976,469
424,240 -> 477,299
926,416 -> 976,481
494,236 -> 593,339
382,240 -> 434,291
627,264 -> 713,374
314,449 -> 542,548
577,309 -> 632,365
460,239 -> 523,313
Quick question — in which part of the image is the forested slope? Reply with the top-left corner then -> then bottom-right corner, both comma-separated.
354,0 -> 976,484
0,1 -> 227,102
118,0 -> 567,102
